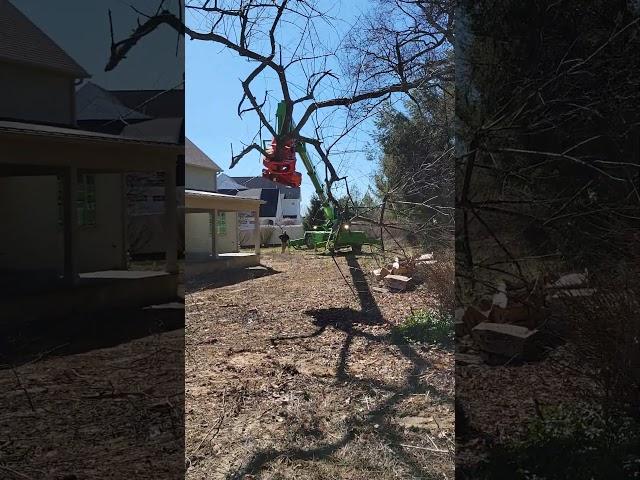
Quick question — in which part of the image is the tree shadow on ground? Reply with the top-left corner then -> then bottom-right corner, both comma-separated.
230,254 -> 452,478
185,264 -> 281,292
0,305 -> 184,368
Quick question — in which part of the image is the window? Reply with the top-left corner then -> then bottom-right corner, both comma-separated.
210,212 -> 227,236
217,212 -> 227,236
57,173 -> 97,226
77,174 -> 96,226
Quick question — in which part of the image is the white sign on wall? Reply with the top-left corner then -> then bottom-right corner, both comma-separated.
126,172 -> 183,216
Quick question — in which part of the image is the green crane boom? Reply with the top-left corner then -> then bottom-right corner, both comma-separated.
274,102 -> 335,226
271,100 -> 379,253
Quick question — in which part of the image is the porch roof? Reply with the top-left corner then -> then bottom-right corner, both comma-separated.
0,120 -> 182,172
185,189 -> 264,212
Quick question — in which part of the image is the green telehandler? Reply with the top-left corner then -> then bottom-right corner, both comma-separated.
261,101 -> 380,254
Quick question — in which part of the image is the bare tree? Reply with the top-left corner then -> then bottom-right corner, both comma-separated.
106,0 -> 452,213
455,0 -> 640,300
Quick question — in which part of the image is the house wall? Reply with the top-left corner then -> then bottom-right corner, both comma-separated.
0,173 -> 124,274
0,63 -> 74,125
239,222 -> 304,247
126,171 -> 185,256
78,173 -> 125,271
216,211 -> 238,254
184,210 -> 239,256
186,165 -> 217,192
237,188 -> 300,223
185,212 -> 212,256
0,175 -> 63,273
281,197 -> 300,220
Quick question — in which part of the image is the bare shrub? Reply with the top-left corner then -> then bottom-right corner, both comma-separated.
260,225 -> 275,247
238,230 -> 252,247
416,249 -> 455,314
556,265 -> 640,414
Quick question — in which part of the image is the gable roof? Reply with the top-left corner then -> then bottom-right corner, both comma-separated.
231,176 -> 301,199
76,82 -> 151,122
0,0 -> 89,78
0,119 -> 181,147
111,88 -> 184,118
217,173 -> 247,191
186,138 -> 221,171
121,117 -> 184,144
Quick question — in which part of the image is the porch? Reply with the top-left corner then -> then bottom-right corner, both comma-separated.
184,190 -> 264,275
1,270 -> 178,323
0,120 -> 182,319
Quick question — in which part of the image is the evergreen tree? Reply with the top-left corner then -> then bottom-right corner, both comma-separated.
303,194 -> 326,231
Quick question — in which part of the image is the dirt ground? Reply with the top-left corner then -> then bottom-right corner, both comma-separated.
185,251 -> 454,480
456,345 -> 595,470
0,307 -> 185,479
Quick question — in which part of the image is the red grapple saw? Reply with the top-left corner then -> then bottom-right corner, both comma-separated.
261,102 -> 302,188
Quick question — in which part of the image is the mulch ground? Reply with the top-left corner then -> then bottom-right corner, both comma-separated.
0,308 -> 184,480
456,339 -> 597,471
185,251 -> 454,480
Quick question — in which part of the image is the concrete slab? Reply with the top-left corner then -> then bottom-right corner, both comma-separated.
79,270 -> 169,279
186,254 -> 261,276
3,271 -> 179,322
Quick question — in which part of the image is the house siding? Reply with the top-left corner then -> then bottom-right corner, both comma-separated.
0,63 -> 74,125
185,212 -> 211,256
216,211 -> 238,253
0,174 -> 124,274
186,165 -> 217,192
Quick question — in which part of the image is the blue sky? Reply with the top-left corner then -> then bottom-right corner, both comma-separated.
185,1 -> 386,211
16,1 -> 394,212
15,1 -> 183,90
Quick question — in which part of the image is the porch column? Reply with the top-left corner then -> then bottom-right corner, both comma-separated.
62,166 -> 79,285
212,209 -> 218,259
164,166 -> 178,274
253,209 -> 261,255
120,173 -> 128,269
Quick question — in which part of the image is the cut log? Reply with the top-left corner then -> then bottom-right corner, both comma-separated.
455,308 -> 467,336
492,291 -> 508,309
417,253 -> 434,261
416,260 -> 438,266
490,305 -> 543,329
461,304 -> 491,332
391,265 -> 412,276
545,270 -> 588,289
372,267 -> 391,281
391,257 -> 413,276
384,274 -> 411,291
457,353 -> 484,366
471,322 -> 539,359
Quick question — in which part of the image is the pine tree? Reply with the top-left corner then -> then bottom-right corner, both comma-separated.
303,194 -> 326,231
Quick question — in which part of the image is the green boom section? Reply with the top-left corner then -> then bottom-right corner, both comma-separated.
273,100 -> 379,253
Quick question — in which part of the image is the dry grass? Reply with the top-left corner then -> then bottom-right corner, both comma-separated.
185,251 -> 454,479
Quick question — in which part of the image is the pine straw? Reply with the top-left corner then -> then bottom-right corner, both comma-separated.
185,251 -> 454,480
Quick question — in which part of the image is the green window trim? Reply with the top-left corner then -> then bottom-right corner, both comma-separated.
209,212 -> 227,236
57,173 -> 97,227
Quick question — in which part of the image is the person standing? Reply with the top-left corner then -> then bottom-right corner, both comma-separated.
279,230 -> 290,253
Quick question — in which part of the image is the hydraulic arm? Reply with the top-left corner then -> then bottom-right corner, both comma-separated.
261,101 -> 379,253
